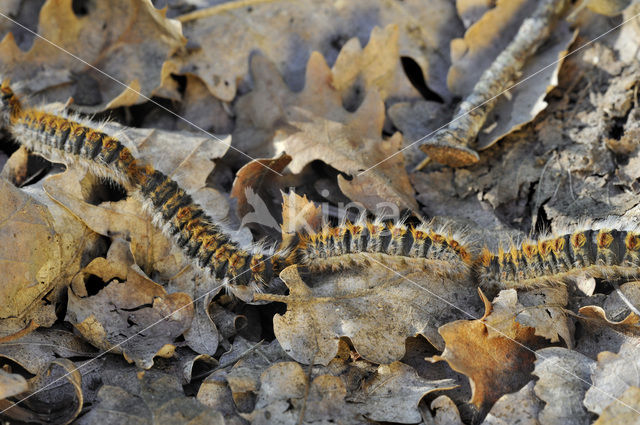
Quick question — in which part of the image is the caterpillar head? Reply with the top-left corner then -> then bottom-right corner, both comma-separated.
0,79 -> 21,126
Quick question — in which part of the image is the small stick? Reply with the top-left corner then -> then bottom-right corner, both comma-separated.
418,0 -> 569,168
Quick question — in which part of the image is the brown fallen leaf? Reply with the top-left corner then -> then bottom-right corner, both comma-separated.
0,0 -> 185,112
532,347 -> 596,425
75,370 -> 225,425
167,0 -> 460,102
329,24 -> 421,107
256,265 -> 480,365
65,240 -> 194,369
230,153 -> 293,235
0,178 -> 101,329
432,289 -> 543,412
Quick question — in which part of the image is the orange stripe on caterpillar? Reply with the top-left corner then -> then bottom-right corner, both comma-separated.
294,218 -> 475,277
476,225 -> 640,289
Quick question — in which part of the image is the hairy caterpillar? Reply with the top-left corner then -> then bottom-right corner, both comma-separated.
293,217 -> 475,278
476,219 -> 640,290
0,81 -> 290,296
3,82 -> 640,297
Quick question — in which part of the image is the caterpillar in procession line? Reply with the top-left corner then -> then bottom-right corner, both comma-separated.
1,81 -> 639,297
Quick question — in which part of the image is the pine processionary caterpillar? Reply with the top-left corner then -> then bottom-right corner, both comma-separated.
476,220 -> 640,290
3,81 -> 640,296
0,81 -> 290,295
293,217 -> 475,278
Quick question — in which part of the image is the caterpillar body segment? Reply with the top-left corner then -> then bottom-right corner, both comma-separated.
295,217 -> 476,278
0,82 -> 138,188
135,167 -> 290,289
476,222 -> 640,290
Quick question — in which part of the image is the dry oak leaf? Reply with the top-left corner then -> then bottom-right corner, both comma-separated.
0,178 -> 100,327
255,264 -> 481,365
480,381 -> 543,425
0,0 -> 185,112
240,360 -> 455,424
274,53 -> 418,211
235,52 -> 418,211
592,386 -> 640,425
230,22 -> 423,159
485,288 -> 572,346
583,341 -> 640,416
431,289 -> 544,412
65,241 -> 194,369
168,0 -> 460,102
75,371 -> 224,425
532,347 -> 596,425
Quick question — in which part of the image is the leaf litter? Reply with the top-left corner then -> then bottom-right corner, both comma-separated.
1,0 -> 640,423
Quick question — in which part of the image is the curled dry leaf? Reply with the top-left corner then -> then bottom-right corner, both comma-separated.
432,289 -> 543,412
230,153 -> 292,234
1,358 -> 83,425
279,191 -> 323,237
533,347 -> 596,425
256,265 -> 480,365
75,371 -> 224,425
429,395 -> 465,425
574,304 -> 640,359
583,341 -> 640,416
65,241 -> 194,369
0,178 -> 101,329
168,0 -> 460,102
0,0 -> 185,112
437,0 -> 575,154
448,0 -> 543,97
